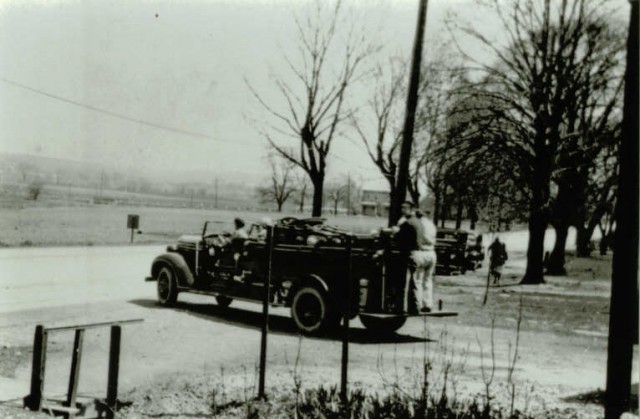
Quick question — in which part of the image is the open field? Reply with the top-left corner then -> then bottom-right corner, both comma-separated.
0,205 -> 392,248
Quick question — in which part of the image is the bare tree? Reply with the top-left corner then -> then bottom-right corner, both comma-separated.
545,16 -> 624,273
353,44 -> 458,226
257,156 -> 297,212
451,0 -> 623,284
294,172 -> 309,214
351,59 -> 404,225
248,0 -> 378,217
325,182 -> 347,215
324,175 -> 359,215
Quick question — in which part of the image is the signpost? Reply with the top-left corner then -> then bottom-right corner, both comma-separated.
127,214 -> 139,244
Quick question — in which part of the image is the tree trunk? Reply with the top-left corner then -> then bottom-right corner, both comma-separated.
277,201 -> 283,212
387,183 -> 397,227
433,189 -> 440,226
440,194 -> 448,228
605,3 -> 638,417
576,223 -> 596,257
521,211 -> 547,284
521,128 -> 551,285
577,203 -> 609,257
546,223 -> 569,276
468,202 -> 478,230
408,181 -> 420,207
299,184 -> 306,213
455,197 -> 463,230
311,177 -> 324,217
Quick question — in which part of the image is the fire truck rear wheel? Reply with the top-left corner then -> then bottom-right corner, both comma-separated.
291,286 -> 334,334
215,295 -> 233,308
359,315 -> 407,334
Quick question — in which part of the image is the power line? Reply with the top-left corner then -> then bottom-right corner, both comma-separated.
1,76 -> 384,175
0,76 -> 254,146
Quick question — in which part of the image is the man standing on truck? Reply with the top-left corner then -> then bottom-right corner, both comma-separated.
416,209 -> 437,312
394,201 -> 432,314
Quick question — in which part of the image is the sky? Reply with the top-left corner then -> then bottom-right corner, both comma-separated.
0,0 -> 630,188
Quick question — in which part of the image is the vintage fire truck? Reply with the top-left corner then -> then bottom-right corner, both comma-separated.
145,217 -> 456,334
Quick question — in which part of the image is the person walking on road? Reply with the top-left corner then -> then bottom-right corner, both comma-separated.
394,202 -> 433,314
488,237 -> 508,285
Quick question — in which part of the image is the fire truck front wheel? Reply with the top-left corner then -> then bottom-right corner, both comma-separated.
359,315 -> 407,334
157,266 -> 178,307
291,286 -> 336,334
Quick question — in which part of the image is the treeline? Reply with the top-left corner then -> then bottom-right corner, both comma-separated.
250,0 -> 627,283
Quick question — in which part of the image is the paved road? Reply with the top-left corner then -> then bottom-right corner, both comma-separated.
0,245 -> 164,315
0,227 -> 583,315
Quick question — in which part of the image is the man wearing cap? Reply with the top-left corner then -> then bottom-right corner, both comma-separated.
394,201 -> 432,314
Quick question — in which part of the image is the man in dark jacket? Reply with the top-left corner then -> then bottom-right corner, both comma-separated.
395,201 -> 432,314
488,237 -> 508,285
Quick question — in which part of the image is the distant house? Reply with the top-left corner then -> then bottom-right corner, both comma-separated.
360,189 -> 390,217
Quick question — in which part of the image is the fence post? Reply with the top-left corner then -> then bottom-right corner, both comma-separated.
65,329 -> 85,417
106,325 -> 121,419
341,235 -> 353,402
258,225 -> 275,399
25,325 -> 47,411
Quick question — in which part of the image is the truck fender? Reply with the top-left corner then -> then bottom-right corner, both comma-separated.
151,253 -> 195,287
288,274 -> 331,304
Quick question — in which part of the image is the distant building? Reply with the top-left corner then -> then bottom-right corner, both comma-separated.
360,189 -> 390,217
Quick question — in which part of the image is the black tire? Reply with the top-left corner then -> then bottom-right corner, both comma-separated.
157,266 -> 178,306
215,295 -> 233,308
359,315 -> 407,334
290,286 -> 336,334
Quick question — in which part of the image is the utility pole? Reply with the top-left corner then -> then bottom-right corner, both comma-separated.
604,1 -> 638,418
391,0 -> 429,225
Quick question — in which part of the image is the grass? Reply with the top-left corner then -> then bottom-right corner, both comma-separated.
0,204 -> 389,247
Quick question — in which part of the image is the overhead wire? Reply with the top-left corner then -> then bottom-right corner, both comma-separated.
1,76 -> 383,176
0,77 -> 254,146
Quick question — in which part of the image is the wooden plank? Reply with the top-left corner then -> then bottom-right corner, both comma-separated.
43,405 -> 80,415
45,319 -> 143,333
64,329 -> 84,418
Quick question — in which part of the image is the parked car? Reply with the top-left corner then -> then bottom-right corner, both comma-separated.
146,217 -> 456,334
434,228 -> 468,275
434,228 -> 484,275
